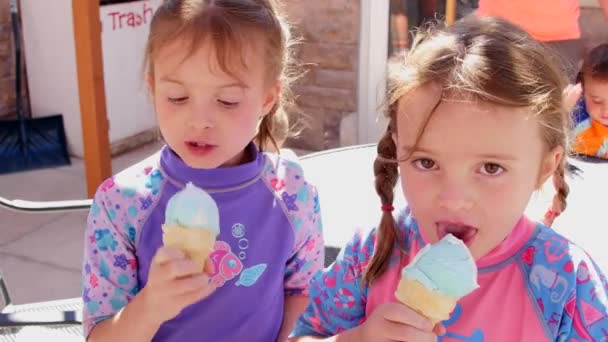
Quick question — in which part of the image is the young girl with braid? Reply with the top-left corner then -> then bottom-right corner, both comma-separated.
290,16 -> 608,342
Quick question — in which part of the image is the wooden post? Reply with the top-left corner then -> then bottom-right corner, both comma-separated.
72,0 -> 111,197
446,0 -> 457,25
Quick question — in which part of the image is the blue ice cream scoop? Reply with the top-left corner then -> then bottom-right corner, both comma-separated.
402,234 -> 479,298
164,182 -> 220,235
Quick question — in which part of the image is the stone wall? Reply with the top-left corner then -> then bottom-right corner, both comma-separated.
0,0 -> 15,117
282,0 -> 360,151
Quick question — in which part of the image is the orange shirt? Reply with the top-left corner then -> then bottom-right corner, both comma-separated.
477,0 -> 580,41
572,118 -> 608,158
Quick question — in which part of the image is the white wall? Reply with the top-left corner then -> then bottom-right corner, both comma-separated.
99,0 -> 161,147
20,0 -> 161,157
20,0 -> 82,155
357,0 -> 390,145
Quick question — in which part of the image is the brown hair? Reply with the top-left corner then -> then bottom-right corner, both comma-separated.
144,0 -> 298,152
579,43 -> 608,85
364,16 -> 571,284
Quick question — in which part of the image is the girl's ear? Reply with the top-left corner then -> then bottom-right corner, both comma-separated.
537,146 -> 564,188
262,82 -> 281,117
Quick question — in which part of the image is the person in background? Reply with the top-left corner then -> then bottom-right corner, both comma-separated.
389,0 -> 462,56
564,44 -> 608,159
477,0 -> 608,82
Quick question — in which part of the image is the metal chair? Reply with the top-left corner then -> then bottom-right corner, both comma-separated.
0,198 -> 85,340
0,197 -> 86,332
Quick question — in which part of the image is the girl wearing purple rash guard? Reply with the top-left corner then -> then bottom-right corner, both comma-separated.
82,1 -> 324,341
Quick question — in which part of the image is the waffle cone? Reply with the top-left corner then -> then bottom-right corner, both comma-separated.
394,277 -> 458,325
162,224 -> 217,271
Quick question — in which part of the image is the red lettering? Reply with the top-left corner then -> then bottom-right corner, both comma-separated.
143,2 -> 154,24
108,12 -> 120,30
120,13 -> 128,29
127,12 -> 136,27
107,3 -> 157,31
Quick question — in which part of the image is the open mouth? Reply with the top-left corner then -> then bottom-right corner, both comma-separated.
185,141 -> 217,154
436,221 -> 478,246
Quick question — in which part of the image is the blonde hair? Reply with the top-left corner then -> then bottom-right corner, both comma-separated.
144,0 -> 298,152
365,16 -> 571,284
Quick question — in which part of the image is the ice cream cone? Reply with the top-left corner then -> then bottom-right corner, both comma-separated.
162,224 -> 217,271
162,182 -> 221,271
394,277 -> 458,325
394,234 -> 478,325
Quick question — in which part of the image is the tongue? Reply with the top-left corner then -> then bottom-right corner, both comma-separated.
444,224 -> 476,241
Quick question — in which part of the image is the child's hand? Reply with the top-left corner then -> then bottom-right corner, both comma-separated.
142,246 -> 216,325
562,83 -> 582,113
351,303 -> 444,342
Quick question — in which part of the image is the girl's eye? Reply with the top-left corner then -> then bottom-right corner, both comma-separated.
218,99 -> 238,108
168,97 -> 188,104
480,163 -> 505,176
413,158 -> 436,170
